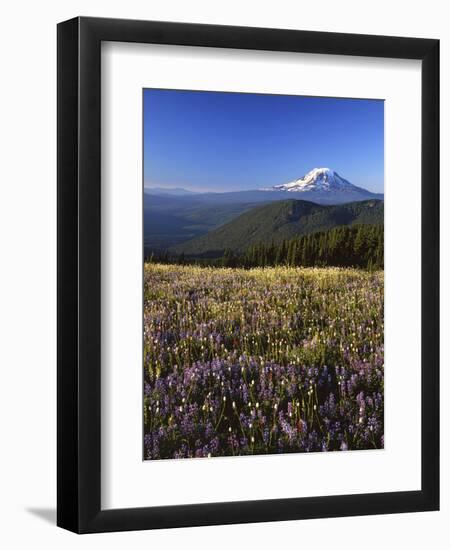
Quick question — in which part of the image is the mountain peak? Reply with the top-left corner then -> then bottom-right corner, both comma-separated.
269,168 -> 356,193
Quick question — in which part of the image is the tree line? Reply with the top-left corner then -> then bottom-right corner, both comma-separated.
146,224 -> 384,270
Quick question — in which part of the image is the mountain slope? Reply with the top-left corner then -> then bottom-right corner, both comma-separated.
263,167 -> 381,203
171,199 -> 383,257
271,167 -> 357,192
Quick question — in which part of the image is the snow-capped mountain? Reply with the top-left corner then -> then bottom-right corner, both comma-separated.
271,168 -> 356,193
261,167 -> 382,204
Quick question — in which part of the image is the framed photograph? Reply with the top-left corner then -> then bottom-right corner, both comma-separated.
57,17 -> 439,533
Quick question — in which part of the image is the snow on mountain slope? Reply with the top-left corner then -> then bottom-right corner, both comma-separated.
267,168 -> 360,193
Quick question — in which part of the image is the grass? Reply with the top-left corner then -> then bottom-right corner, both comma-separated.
143,264 -> 384,459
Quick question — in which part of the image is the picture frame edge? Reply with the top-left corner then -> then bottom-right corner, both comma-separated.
57,17 -> 440,534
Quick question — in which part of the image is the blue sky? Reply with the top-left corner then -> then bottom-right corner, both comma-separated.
143,89 -> 384,193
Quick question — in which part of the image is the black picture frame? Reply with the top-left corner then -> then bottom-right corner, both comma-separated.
57,16 -> 439,533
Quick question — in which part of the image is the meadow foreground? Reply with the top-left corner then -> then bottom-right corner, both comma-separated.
143,264 -> 384,459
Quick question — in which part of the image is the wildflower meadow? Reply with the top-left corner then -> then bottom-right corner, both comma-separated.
143,264 -> 384,460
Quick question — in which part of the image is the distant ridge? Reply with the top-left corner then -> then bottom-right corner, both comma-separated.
145,187 -> 197,196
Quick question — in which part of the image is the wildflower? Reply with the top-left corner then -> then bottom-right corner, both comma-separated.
143,264 -> 384,460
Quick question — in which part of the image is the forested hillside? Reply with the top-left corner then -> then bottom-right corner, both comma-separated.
151,224 -> 383,270
171,199 -> 383,257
